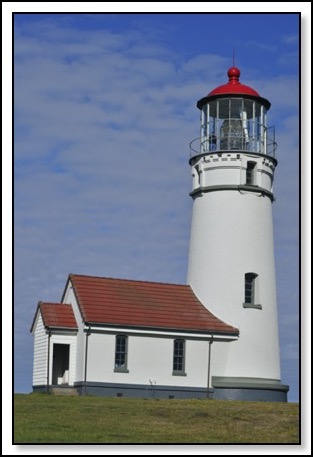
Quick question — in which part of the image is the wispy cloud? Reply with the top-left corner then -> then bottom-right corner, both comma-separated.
282,33 -> 298,45
242,40 -> 277,52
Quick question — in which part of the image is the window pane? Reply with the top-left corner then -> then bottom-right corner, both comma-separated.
243,99 -> 253,119
219,99 -> 230,119
230,99 -> 243,119
209,100 -> 217,118
173,357 -> 182,371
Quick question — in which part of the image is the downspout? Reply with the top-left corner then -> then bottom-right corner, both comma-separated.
207,333 -> 214,399
47,329 -> 52,394
84,325 -> 91,396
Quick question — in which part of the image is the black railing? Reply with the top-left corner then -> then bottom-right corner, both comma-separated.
190,122 -> 277,159
190,132 -> 277,159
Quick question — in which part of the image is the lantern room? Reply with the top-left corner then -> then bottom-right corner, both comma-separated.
190,67 -> 277,158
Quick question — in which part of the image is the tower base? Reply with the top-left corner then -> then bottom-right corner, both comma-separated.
211,377 -> 289,402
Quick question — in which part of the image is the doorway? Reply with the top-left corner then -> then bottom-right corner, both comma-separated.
52,344 -> 70,385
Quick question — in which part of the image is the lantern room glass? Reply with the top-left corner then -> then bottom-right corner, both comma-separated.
200,98 -> 267,154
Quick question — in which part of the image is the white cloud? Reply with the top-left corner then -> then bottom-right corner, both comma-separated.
277,50 -> 299,67
250,75 -> 299,113
243,40 -> 277,52
282,33 -> 298,45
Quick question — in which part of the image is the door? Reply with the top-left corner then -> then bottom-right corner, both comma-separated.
52,344 -> 70,385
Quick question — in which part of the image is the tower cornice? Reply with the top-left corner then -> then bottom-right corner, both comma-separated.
189,150 -> 278,167
189,184 -> 275,202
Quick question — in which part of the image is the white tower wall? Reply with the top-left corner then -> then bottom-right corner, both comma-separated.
187,152 -> 281,382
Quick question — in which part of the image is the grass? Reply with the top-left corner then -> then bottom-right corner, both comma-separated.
14,394 -> 299,444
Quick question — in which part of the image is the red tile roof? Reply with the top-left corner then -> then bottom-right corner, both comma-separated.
69,274 -> 238,335
33,302 -> 78,330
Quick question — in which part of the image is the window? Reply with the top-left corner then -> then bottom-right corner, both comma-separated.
114,335 -> 129,372
245,273 -> 256,304
246,161 -> 256,185
194,165 -> 201,186
172,339 -> 186,376
243,273 -> 262,309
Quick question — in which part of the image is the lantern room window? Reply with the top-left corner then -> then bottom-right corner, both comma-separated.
195,98 -> 275,157
190,67 -> 277,159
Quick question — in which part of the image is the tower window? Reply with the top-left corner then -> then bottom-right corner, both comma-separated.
195,166 -> 201,186
246,161 -> 256,185
245,273 -> 256,304
243,273 -> 262,309
172,339 -> 186,376
114,335 -> 129,372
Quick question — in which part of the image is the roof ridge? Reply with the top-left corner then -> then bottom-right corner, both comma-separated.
69,273 -> 188,288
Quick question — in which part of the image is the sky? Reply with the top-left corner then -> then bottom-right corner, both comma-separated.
11,10 -> 301,404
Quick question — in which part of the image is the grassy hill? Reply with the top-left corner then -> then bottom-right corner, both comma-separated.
14,393 -> 299,444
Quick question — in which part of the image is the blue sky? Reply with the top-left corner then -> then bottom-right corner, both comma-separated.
13,12 -> 300,401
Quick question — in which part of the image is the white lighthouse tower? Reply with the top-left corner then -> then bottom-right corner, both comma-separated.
187,66 -> 289,401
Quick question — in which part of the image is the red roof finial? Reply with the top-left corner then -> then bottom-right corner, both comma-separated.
227,66 -> 241,83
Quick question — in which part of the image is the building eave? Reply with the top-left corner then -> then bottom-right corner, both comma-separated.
29,301 -> 42,333
84,322 -> 239,340
62,273 -> 86,322
45,326 -> 78,332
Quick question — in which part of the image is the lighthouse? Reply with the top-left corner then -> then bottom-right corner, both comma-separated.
187,66 -> 289,401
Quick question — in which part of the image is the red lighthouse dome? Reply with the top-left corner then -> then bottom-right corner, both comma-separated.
209,66 -> 260,97
197,67 -> 271,110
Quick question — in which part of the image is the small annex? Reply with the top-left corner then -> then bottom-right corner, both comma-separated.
30,273 -> 238,398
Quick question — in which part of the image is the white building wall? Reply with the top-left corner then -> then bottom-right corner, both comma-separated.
32,313 -> 48,386
187,153 -> 281,381
86,333 -> 210,388
62,280 -> 85,383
